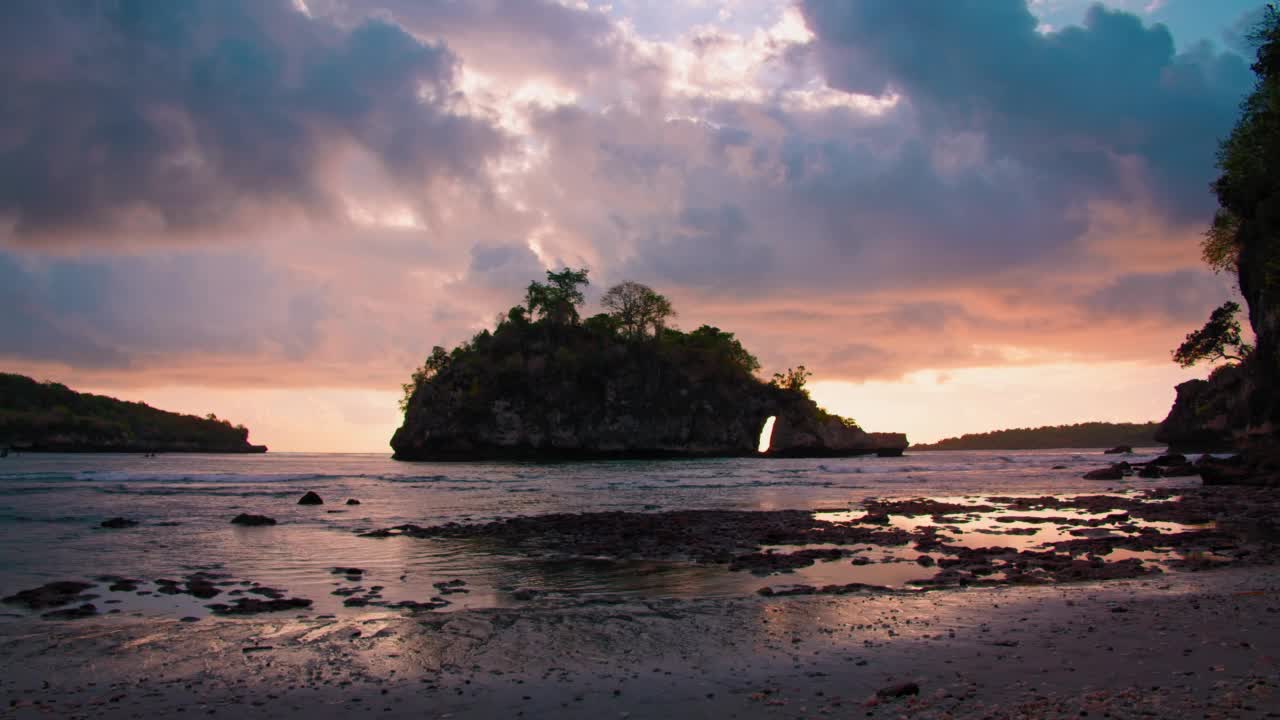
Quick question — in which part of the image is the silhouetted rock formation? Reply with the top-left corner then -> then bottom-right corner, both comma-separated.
230,514 -> 277,527
391,323 -> 905,460
297,491 -> 323,505
1155,366 -> 1249,452
1158,12 -> 1280,483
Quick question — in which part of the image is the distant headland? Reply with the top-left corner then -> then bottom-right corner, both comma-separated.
392,271 -> 907,460
0,373 -> 266,454
912,422 -> 1161,451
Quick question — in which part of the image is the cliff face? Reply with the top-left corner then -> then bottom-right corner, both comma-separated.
1228,207 -> 1280,442
1157,271 -> 1279,453
390,326 -> 906,461
0,374 -> 266,453
1155,366 -> 1251,451
766,413 -> 906,457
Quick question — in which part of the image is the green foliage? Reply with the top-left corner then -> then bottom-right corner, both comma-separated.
600,281 -> 677,338
771,366 -> 812,394
583,312 -> 622,336
401,346 -> 450,411
525,267 -> 590,325
0,374 -> 257,450
913,422 -> 1161,451
390,262 -> 853,451
398,272 -> 783,421
1205,5 -> 1280,299
1203,210 -> 1242,273
662,325 -> 762,376
1172,301 -> 1254,368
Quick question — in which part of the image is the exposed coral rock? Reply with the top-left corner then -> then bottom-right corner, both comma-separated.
230,514 -> 277,526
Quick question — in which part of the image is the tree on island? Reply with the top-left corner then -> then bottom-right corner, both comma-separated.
400,346 -> 450,411
390,269 -> 886,459
1172,301 -> 1254,368
397,272 -> 783,416
525,267 -> 589,325
1201,6 -> 1280,284
771,366 -> 812,394
600,281 -> 677,338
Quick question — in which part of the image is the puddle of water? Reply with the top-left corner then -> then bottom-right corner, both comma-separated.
778,555 -> 938,589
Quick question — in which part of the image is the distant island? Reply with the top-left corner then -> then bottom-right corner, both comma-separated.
0,373 -> 266,453
392,272 -> 906,460
911,422 -> 1161,451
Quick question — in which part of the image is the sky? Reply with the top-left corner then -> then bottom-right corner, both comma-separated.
0,0 -> 1266,451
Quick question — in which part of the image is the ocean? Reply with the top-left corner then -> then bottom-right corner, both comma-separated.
0,448 -> 1198,618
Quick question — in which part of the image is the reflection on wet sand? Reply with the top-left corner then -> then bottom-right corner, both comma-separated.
3,486 -> 1271,622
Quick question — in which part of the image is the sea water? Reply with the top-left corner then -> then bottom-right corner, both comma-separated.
0,449 -> 1198,618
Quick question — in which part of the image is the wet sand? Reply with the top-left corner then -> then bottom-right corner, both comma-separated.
4,565 -> 1280,719
5,484 -> 1280,717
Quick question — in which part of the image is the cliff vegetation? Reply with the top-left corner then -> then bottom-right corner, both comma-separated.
392,271 -> 906,460
912,422 -> 1160,451
1158,7 -> 1280,460
0,373 -> 266,453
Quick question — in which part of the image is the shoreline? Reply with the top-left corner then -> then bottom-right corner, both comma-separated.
4,564 -> 1278,718
3,456 -> 1278,717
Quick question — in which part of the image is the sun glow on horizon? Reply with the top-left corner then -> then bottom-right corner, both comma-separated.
57,357 -> 1223,454
809,360 -> 1214,446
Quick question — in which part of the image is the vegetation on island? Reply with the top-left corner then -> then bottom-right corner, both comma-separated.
1157,7 -> 1280,456
391,269 -> 895,460
1172,7 -> 1280,374
400,268 -> 778,415
911,422 -> 1160,451
1175,6 -> 1280,373
0,373 -> 264,453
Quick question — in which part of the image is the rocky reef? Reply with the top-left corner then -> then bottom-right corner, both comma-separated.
391,313 -> 905,461
0,373 -> 266,454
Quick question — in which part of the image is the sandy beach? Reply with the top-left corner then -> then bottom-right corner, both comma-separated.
4,453 -> 1279,718
5,559 -> 1280,719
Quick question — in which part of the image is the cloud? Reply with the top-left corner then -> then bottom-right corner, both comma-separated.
798,0 -> 1252,220
0,246 -> 334,371
321,0 -> 626,85
0,0 -> 1259,401
0,0 -> 506,245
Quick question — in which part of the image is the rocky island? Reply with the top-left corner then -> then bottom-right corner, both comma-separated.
392,272 -> 906,460
0,373 -> 266,453
912,421 -> 1161,451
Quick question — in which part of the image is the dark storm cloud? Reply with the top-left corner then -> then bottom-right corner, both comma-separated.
0,0 -> 504,243
0,247 -> 332,370
0,254 -> 132,368
798,0 -> 1253,219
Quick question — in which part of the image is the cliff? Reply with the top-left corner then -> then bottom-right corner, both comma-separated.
1156,11 -> 1280,468
0,373 -> 266,453
1154,365 -> 1252,452
391,321 -> 906,461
